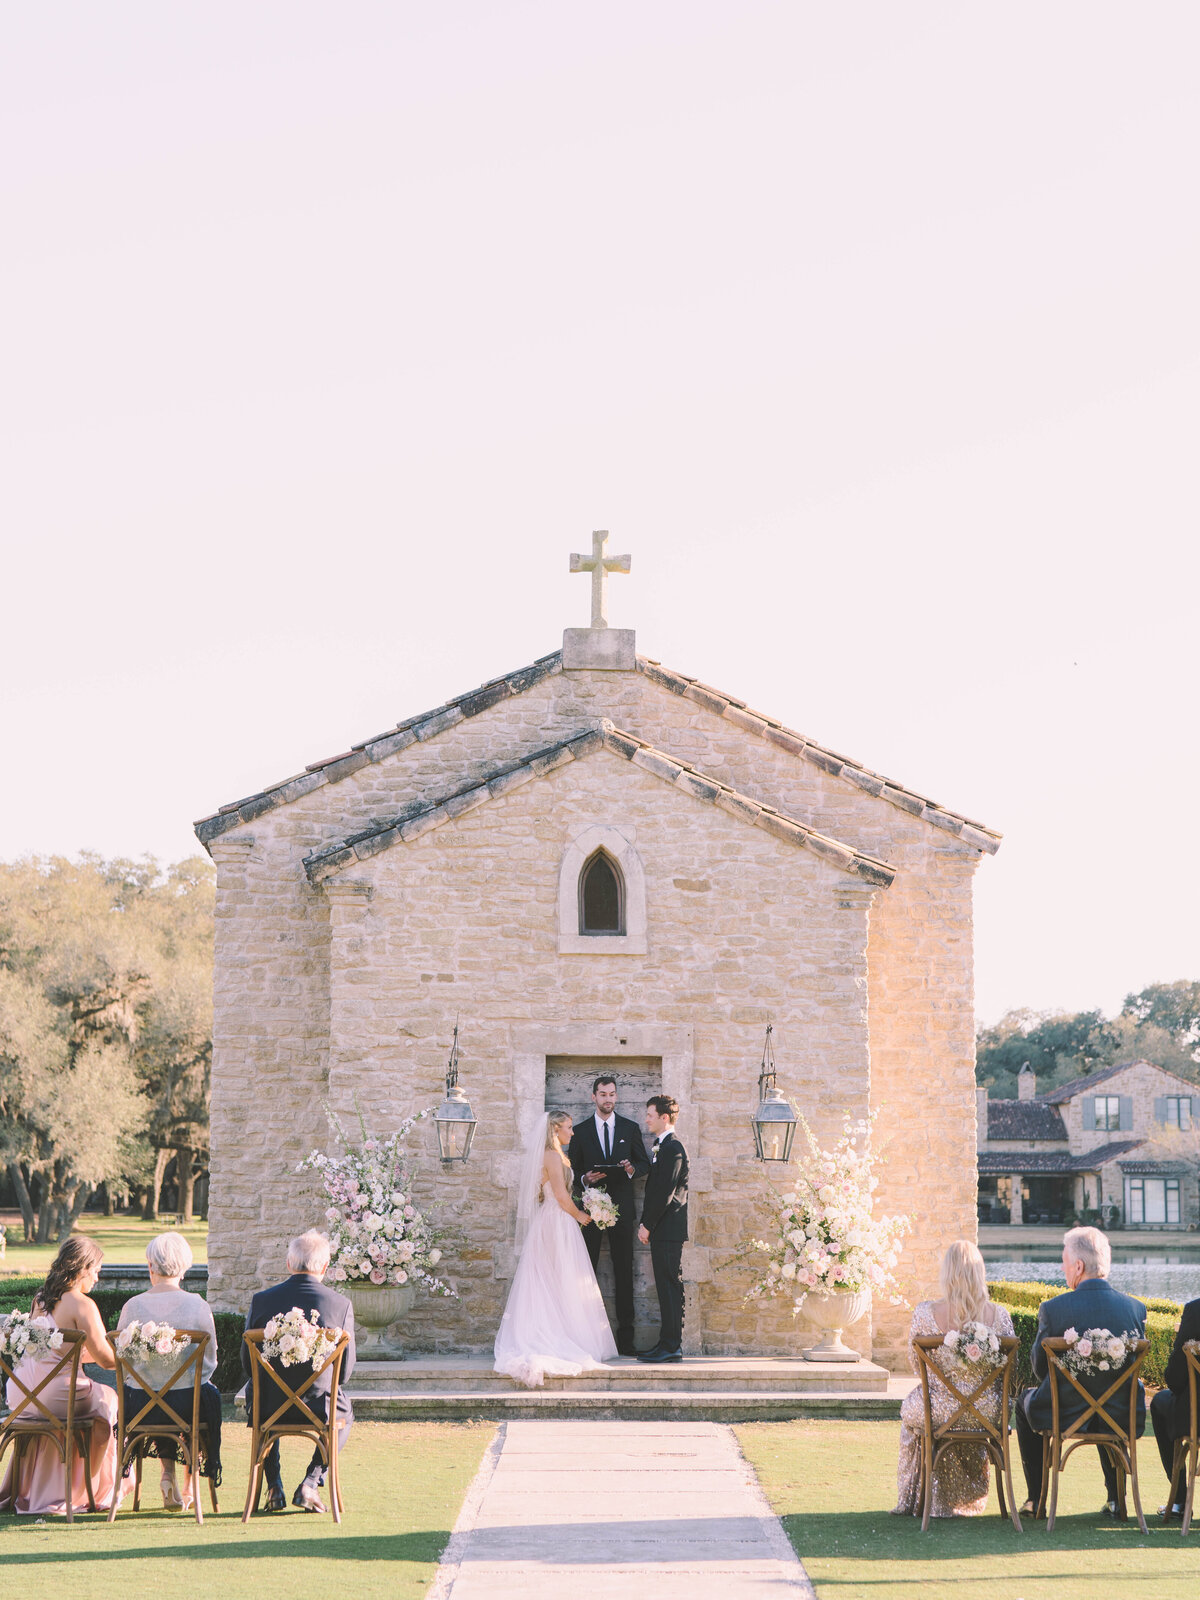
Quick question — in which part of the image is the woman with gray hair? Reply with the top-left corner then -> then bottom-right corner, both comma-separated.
115,1230 -> 222,1509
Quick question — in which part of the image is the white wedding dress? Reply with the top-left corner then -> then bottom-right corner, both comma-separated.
494,1126 -> 618,1389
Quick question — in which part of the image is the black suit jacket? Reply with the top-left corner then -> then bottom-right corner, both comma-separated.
568,1113 -> 650,1224
1160,1296 -> 1200,1438
241,1272 -> 356,1423
641,1130 -> 688,1242
1025,1276 -> 1146,1435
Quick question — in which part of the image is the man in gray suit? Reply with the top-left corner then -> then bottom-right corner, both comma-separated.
1013,1226 -> 1146,1517
242,1229 -> 356,1513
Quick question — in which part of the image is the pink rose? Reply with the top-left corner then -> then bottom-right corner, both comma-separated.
965,1343 -> 982,1363
369,1268 -> 386,1285
1076,1339 -> 1093,1358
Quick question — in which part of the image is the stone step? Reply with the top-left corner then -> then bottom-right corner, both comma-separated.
341,1383 -> 912,1422
345,1354 -> 891,1395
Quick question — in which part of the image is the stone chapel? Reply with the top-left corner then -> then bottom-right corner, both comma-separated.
195,537 -> 1001,1368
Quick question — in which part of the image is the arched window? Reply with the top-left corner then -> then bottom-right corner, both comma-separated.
579,850 -> 625,936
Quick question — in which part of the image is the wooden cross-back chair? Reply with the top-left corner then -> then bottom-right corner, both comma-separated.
1037,1335 -> 1149,1532
107,1329 -> 218,1525
1165,1344 -> 1200,1536
0,1328 -> 95,1522
242,1329 -> 349,1524
911,1334 -> 1022,1532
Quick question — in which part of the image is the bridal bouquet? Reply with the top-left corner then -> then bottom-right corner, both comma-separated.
262,1306 -> 342,1368
115,1319 -> 191,1365
742,1113 -> 911,1313
299,1105 -> 457,1298
942,1321 -> 1003,1370
0,1310 -> 64,1362
1059,1326 -> 1136,1377
582,1186 -> 619,1230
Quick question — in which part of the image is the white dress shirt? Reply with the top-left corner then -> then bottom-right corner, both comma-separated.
594,1111 -> 616,1161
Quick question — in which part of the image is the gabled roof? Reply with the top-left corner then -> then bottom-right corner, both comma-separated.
302,721 -> 898,889
986,1100 -> 1068,1142
1040,1060 -> 1200,1105
194,647 -> 1001,853
1072,1140 -> 1146,1170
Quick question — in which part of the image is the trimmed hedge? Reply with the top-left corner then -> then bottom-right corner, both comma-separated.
0,1281 -> 246,1395
991,1283 -> 1180,1388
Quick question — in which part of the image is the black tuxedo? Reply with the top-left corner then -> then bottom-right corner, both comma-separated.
1151,1297 -> 1200,1483
641,1129 -> 688,1352
1013,1276 -> 1146,1505
241,1272 -> 356,1490
568,1113 -> 650,1349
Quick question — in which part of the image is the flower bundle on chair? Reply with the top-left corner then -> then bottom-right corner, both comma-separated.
299,1105 -> 457,1298
0,1310 -> 64,1361
582,1187 -> 619,1230
742,1113 -> 911,1313
942,1321 -> 1004,1370
1059,1327 -> 1136,1377
115,1319 -> 191,1364
262,1307 -> 343,1368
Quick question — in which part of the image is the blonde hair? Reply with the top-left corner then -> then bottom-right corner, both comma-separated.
939,1240 -> 990,1329
546,1112 -> 573,1151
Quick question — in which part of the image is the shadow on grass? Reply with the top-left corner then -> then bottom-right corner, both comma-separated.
0,1523 -> 451,1565
782,1507 -> 1184,1563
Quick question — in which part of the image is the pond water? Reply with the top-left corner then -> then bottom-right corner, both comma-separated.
982,1245 -> 1200,1304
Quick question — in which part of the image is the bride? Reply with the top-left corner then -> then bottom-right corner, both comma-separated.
494,1110 -> 618,1388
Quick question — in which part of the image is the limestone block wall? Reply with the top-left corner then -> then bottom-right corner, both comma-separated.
1059,1061 -> 1192,1156
203,654 -> 990,1368
315,747 -> 875,1356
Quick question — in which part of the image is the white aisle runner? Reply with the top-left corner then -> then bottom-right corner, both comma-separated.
429,1418 -> 817,1599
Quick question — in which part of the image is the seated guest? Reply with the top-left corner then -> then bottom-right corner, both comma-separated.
1013,1225 -> 1146,1517
0,1238 -> 127,1514
893,1240 -> 1015,1517
242,1229 -> 355,1513
116,1229 -> 222,1510
1150,1292 -> 1200,1517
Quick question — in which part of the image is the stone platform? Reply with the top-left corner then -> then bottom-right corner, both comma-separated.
343,1354 -> 913,1421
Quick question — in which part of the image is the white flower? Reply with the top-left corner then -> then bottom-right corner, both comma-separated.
428,1249 -> 441,1264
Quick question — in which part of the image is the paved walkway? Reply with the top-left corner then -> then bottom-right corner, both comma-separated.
430,1418 -> 816,1599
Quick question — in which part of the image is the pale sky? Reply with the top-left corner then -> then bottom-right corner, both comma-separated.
2,3 -> 1197,1026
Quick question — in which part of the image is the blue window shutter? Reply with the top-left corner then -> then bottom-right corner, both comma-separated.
1183,1099 -> 1193,1132
1154,1097 -> 1167,1124
1082,1098 -> 1096,1131
1119,1095 -> 1134,1132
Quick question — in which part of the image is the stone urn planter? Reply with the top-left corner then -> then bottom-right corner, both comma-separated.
802,1288 -> 871,1362
345,1281 -> 416,1358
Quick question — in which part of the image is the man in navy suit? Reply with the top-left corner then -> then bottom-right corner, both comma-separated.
242,1229 -> 356,1513
1013,1226 -> 1146,1516
1150,1295 -> 1200,1515
568,1075 -> 651,1355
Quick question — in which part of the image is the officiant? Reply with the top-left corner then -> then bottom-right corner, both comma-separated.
568,1075 -> 651,1356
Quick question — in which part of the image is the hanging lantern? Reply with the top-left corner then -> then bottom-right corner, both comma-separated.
435,1021 -> 477,1164
752,1023 -> 797,1162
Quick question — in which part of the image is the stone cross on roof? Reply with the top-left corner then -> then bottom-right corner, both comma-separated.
570,530 -> 630,630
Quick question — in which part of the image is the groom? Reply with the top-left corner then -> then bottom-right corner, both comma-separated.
568,1075 -> 650,1356
636,1095 -> 688,1364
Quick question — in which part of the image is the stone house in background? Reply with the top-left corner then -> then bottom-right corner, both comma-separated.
195,578 -> 1001,1368
977,1059 -> 1200,1228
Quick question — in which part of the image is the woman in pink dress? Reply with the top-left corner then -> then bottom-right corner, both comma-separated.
1,1237 -> 127,1515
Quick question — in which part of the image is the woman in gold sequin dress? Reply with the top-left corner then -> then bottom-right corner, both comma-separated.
892,1240 -> 1015,1518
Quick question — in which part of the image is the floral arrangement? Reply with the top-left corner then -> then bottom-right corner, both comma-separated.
115,1319 -> 191,1366
582,1187 -> 619,1230
1058,1326 -> 1136,1377
942,1320 -> 1003,1370
262,1306 -> 342,1368
0,1310 -> 64,1363
299,1105 -> 456,1298
742,1113 -> 911,1314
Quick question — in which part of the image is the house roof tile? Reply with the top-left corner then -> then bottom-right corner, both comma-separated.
986,1101 -> 1068,1142
301,722 -> 899,889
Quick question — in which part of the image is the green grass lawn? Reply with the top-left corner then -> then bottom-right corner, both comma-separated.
738,1420 -> 1200,1600
0,1215 -> 209,1277
0,1419 -> 492,1599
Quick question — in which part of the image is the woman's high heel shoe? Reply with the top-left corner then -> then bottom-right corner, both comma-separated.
161,1473 -> 184,1511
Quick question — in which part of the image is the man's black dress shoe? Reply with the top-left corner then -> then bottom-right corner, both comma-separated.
265,1483 -> 286,1512
1160,1503 -> 1185,1519
1101,1500 -> 1127,1520
634,1344 -> 662,1360
638,1347 -> 682,1364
